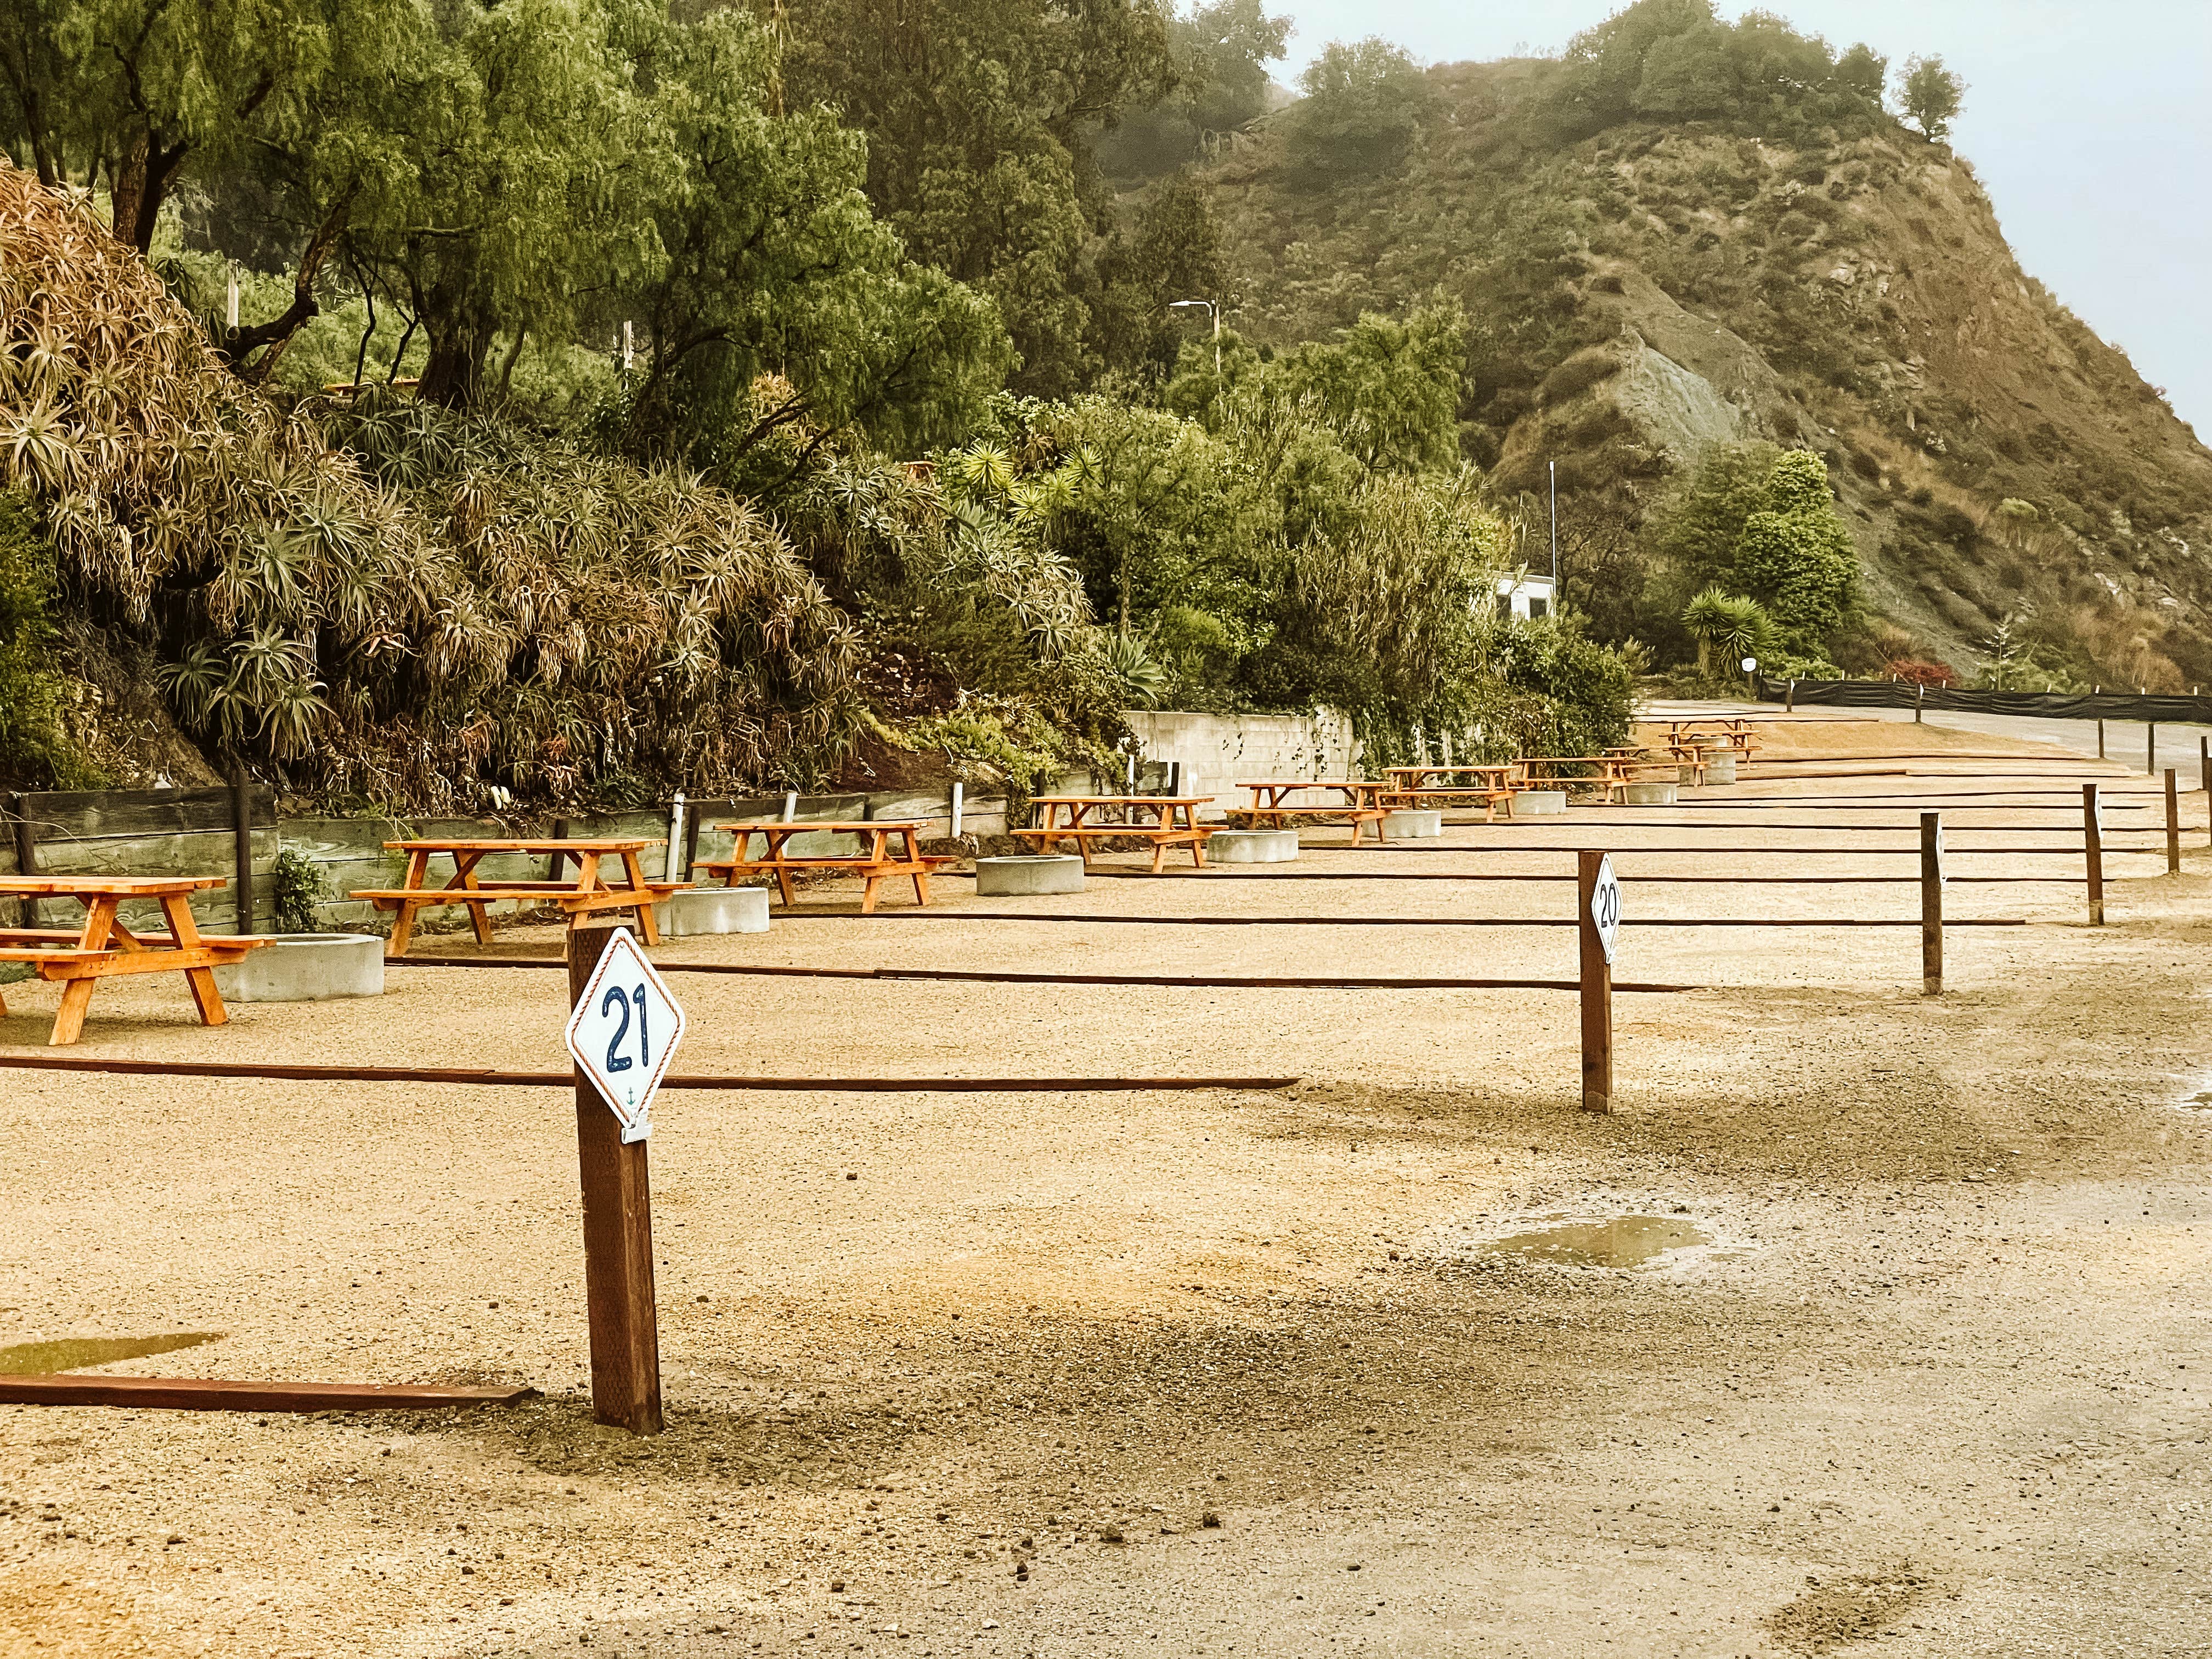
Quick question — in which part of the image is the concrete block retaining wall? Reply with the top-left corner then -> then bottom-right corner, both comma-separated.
1122,708 -> 1359,819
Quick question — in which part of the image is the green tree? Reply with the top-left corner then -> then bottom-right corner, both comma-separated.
616,8 -> 1011,477
1900,53 -> 1965,140
0,0 -> 424,255
1652,445 -> 1859,657
1834,42 -> 1888,101
782,0 -> 1173,397
1283,37 -> 1431,179
1270,301 -> 1465,473
1096,0 -> 1292,179
1088,174 -> 1229,382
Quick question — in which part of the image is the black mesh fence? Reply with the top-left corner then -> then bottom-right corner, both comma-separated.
1754,677 -> 2212,725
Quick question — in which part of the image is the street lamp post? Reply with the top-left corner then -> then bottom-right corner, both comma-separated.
1167,298 -> 1220,376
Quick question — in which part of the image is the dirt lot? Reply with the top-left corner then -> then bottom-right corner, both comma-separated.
3,712 -> 2209,1658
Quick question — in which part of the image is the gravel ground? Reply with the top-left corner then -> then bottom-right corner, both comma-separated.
3,714 -> 2209,1658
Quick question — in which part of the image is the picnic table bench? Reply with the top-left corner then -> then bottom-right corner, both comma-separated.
1231,780 -> 1391,844
697,821 -> 955,913
1380,764 -> 1521,821
353,838 -> 683,958
1013,797 -> 1214,872
0,876 -> 268,1046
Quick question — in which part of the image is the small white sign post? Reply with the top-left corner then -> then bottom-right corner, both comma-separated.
563,927 -> 686,1143
1588,852 -> 1621,966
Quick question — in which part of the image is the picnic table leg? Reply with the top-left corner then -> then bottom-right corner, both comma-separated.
385,848 -> 430,958
766,838 -> 796,906
458,854 -> 494,946
860,872 -> 884,915
905,832 -> 931,906
161,891 -> 229,1028
48,897 -> 118,1046
622,850 -> 663,946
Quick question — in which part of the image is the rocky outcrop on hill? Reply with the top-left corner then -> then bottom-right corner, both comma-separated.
1197,63 -> 2212,685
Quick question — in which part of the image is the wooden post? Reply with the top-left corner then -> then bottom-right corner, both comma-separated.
9,793 -> 36,929
2083,783 -> 2104,926
2096,718 -> 2105,760
548,817 -> 570,881
230,758 -> 255,934
566,922 -> 663,1436
683,805 -> 702,879
949,782 -> 964,840
1576,850 -> 1613,1115
2148,722 -> 2158,777
1914,680 -> 1923,724
1920,811 -> 1943,996
2166,768 -> 2181,875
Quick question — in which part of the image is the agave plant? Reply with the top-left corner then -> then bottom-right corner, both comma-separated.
0,160 -> 867,809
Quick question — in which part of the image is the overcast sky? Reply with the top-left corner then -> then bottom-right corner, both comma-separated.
1268,1 -> 2212,441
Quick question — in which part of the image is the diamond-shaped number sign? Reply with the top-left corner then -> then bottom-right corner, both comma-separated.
1589,854 -> 1621,966
563,928 -> 686,1143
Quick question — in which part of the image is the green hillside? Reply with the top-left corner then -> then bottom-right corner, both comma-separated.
1176,10 -> 2212,687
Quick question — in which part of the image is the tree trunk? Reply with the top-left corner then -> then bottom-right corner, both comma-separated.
105,130 -> 189,254
224,196 -> 353,385
417,323 -> 490,409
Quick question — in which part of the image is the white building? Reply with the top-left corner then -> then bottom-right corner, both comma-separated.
1497,571 -> 1556,620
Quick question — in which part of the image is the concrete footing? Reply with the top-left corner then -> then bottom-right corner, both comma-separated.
975,855 -> 1086,896
1514,790 -> 1567,815
1206,828 -> 1301,864
658,887 -> 771,935
1622,781 -> 1679,805
1701,753 -> 1738,784
212,934 -> 384,1002
1380,810 -> 1443,839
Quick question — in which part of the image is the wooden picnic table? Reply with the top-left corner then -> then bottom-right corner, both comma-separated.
1232,780 -> 1390,844
0,876 -> 267,1046
353,838 -> 684,958
1013,797 -> 1214,873
1380,764 -> 1521,821
1521,753 -> 1696,797
1657,718 -> 1759,756
697,821 -> 952,913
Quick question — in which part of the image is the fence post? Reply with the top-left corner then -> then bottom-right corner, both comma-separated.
683,805 -> 702,879
1577,850 -> 1613,1115
567,922 -> 664,1435
2083,783 -> 2104,926
1920,811 -> 1943,996
1786,679 -> 1797,712
231,757 -> 256,934
548,817 -> 570,881
2097,718 -> 2106,760
8,793 -> 36,929
1914,680 -> 1924,724
2166,768 -> 2181,875
2149,722 -> 2158,777
950,781 -> 964,840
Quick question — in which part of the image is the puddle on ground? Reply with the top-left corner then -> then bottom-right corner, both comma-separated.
1476,1215 -> 1708,1267
0,1332 -> 224,1375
